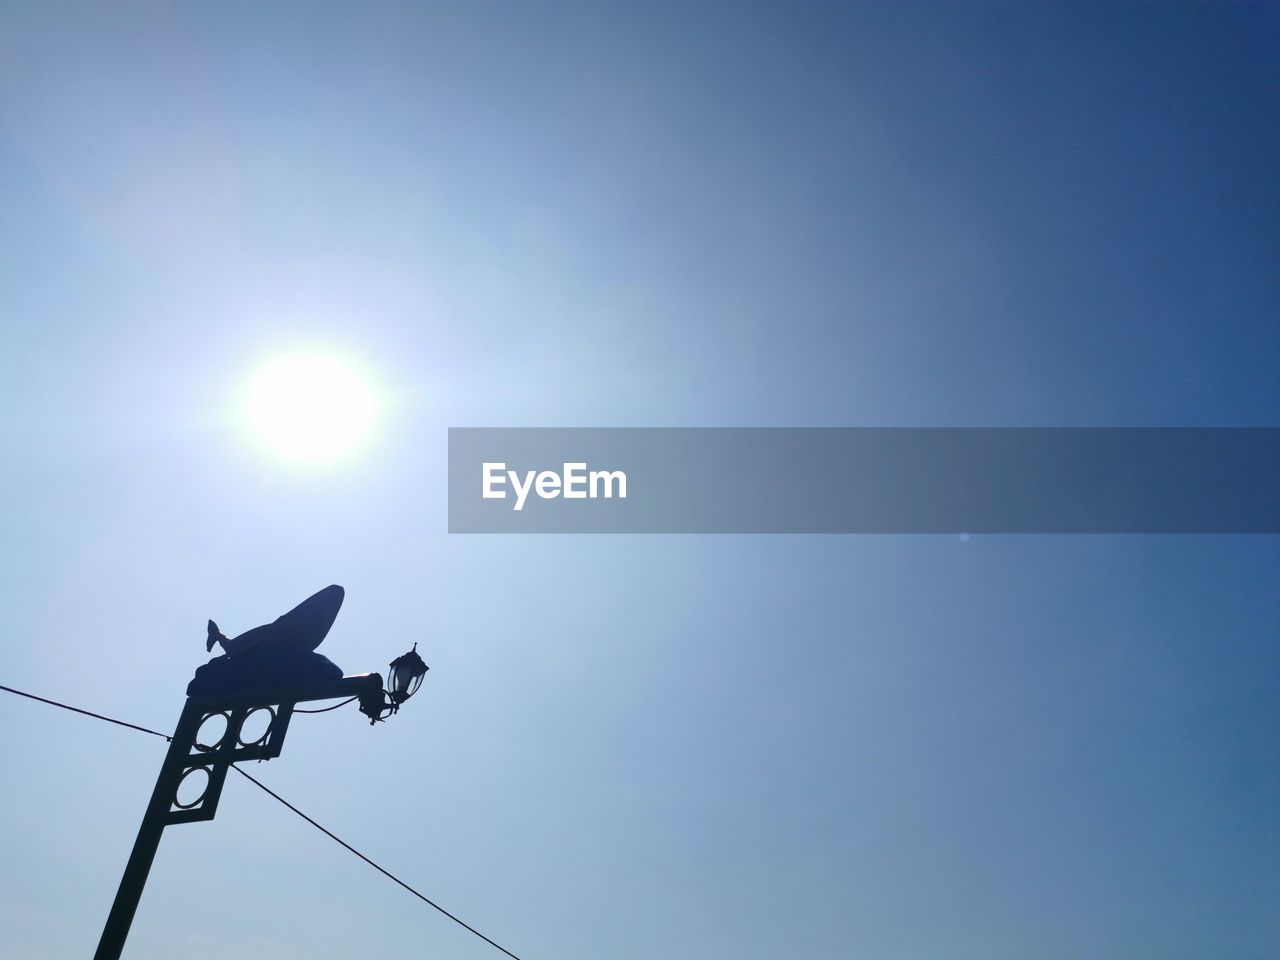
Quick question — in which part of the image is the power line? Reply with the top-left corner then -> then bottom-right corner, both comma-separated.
0,681 -> 527,960
231,765 -> 525,960
0,684 -> 171,741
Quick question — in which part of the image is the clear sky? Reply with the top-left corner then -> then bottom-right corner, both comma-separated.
1,3 -> 1277,958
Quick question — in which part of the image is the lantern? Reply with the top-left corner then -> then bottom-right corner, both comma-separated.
387,643 -> 428,705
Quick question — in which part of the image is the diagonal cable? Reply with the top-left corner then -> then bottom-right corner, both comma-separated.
231,764 -> 524,960
0,681 -> 527,960
0,683 -> 171,740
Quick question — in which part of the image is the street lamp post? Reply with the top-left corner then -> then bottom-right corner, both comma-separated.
93,587 -> 426,960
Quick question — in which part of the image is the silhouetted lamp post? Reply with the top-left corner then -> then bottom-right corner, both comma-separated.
93,586 -> 426,960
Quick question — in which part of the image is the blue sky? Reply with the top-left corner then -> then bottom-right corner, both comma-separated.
1,4 -> 1277,958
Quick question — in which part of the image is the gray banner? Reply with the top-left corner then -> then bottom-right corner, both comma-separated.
447,428 -> 1280,533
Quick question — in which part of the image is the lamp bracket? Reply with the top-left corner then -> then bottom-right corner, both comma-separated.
157,674 -> 384,826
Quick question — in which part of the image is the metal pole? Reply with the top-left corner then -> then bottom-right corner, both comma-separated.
93,699 -> 203,960
91,674 -> 382,959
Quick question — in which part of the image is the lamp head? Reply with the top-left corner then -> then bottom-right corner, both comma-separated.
387,643 -> 429,705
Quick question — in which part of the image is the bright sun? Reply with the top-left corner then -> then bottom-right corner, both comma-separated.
240,353 -> 383,465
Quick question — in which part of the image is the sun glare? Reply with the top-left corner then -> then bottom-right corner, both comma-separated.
240,353 -> 382,465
